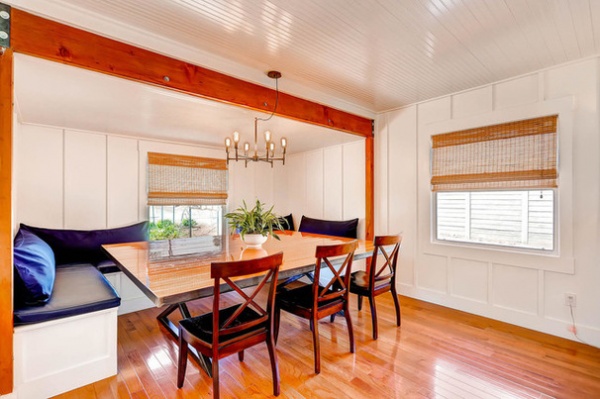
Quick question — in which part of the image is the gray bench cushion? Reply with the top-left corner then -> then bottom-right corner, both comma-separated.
14,264 -> 121,326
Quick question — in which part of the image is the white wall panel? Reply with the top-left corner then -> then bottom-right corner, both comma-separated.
417,254 -> 447,293
16,125 -> 64,228
323,146 -> 342,220
228,161 -> 255,211
451,258 -> 488,303
64,130 -> 107,229
452,86 -> 492,119
417,97 -> 451,125
107,136 -> 139,227
492,264 -> 538,314
272,160 -> 289,216
494,74 -> 539,109
254,162 -> 274,207
285,153 -> 306,221
387,107 -> 417,282
305,149 -> 324,219
342,140 -> 365,238
374,116 -> 388,235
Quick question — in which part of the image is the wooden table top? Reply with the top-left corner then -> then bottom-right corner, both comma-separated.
103,231 -> 374,307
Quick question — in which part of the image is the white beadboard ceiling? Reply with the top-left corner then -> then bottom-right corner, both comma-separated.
7,0 -> 600,148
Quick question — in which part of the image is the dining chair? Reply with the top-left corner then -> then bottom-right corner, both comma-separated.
274,241 -> 357,374
350,234 -> 401,339
177,252 -> 283,398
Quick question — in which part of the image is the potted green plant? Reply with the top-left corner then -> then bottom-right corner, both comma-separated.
225,200 -> 286,247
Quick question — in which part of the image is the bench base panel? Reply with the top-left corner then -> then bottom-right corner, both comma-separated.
13,308 -> 118,399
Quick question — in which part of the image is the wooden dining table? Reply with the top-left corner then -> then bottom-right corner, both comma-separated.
103,230 -> 374,377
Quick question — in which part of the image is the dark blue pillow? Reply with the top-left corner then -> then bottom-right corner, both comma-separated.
298,216 -> 358,238
19,222 -> 148,266
278,213 -> 295,231
13,229 -> 56,305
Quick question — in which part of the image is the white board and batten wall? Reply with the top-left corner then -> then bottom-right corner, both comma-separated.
14,122 -> 366,313
375,57 -> 600,347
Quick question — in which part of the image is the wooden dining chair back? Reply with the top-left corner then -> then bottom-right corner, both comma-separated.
177,252 -> 283,398
275,240 -> 357,374
350,234 -> 401,339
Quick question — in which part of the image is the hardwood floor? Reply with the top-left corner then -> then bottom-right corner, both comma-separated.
53,295 -> 600,398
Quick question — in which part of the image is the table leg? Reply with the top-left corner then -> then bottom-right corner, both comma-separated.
157,303 -> 213,377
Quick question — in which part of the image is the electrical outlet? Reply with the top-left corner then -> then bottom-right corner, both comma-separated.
564,293 -> 577,307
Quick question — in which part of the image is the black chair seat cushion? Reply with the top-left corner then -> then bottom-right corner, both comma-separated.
19,222 -> 148,267
180,304 -> 265,343
278,214 -> 295,231
14,264 -> 121,326
298,216 -> 358,238
276,284 -> 342,312
13,228 -> 56,306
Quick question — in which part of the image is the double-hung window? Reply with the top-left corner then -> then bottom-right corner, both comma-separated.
431,115 -> 558,251
147,152 -> 227,242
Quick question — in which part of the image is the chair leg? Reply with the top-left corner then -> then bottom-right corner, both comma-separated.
212,357 -> 220,399
238,350 -> 244,362
357,294 -> 363,311
274,307 -> 281,344
330,313 -> 336,323
311,314 -> 321,374
343,301 -> 355,353
368,295 -> 378,340
177,334 -> 188,389
266,334 -> 281,396
391,286 -> 402,326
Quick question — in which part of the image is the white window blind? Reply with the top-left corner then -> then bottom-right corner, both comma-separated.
431,115 -> 558,192
147,152 -> 228,206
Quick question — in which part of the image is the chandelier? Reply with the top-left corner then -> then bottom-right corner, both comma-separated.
224,71 -> 287,167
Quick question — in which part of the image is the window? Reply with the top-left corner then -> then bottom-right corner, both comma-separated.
147,152 -> 227,241
431,115 -> 558,251
148,205 -> 224,240
436,190 -> 554,250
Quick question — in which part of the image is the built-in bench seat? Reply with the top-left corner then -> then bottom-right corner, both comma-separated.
12,222 -> 147,399
14,263 -> 120,326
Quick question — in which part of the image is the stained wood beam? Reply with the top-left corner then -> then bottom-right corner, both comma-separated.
10,8 -> 372,138
0,46 -> 14,395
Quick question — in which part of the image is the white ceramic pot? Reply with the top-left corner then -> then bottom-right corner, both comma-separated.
242,234 -> 268,248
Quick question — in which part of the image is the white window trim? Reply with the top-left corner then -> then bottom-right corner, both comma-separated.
417,97 -> 574,274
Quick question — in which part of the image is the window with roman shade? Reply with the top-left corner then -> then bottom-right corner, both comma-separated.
431,115 -> 558,192
431,115 -> 558,251
147,152 -> 228,206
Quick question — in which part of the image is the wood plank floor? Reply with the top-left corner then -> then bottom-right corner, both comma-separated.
53,295 -> 600,398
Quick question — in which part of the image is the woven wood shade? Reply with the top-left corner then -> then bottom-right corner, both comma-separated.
147,152 -> 228,205
431,115 -> 558,192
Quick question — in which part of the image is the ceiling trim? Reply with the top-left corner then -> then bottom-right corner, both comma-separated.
10,8 -> 373,138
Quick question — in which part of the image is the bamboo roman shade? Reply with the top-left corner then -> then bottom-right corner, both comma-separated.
147,152 -> 228,205
431,115 -> 558,192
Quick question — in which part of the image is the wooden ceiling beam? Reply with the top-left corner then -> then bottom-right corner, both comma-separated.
10,8 -> 373,137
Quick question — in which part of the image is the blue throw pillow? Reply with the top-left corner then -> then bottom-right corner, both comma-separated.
20,221 -> 148,266
13,229 -> 56,305
298,215 -> 358,238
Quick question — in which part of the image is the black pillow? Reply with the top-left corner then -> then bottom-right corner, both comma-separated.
13,228 -> 56,305
19,221 -> 148,266
278,213 -> 295,231
298,215 -> 358,238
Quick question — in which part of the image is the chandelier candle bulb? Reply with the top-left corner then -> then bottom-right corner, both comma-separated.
233,131 -> 240,144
